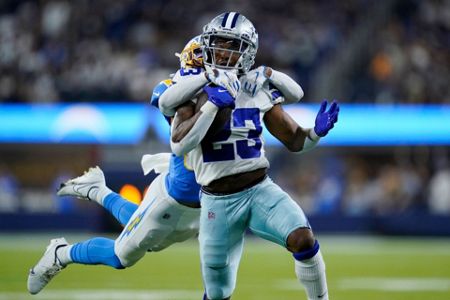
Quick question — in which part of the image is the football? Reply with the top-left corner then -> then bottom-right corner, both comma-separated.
195,91 -> 232,139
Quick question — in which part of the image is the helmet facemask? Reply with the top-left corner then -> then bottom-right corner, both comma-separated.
202,34 -> 253,73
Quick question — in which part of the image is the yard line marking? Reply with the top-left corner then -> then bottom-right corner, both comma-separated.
275,277 -> 450,292
0,289 -> 201,300
338,277 -> 450,291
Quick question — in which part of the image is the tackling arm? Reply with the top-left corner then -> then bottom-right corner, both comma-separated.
242,66 -> 304,103
159,68 -> 240,117
159,73 -> 209,117
268,68 -> 304,104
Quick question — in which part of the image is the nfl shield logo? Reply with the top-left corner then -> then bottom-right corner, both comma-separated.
208,211 -> 215,220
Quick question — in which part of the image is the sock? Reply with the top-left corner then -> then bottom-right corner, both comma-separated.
70,237 -> 124,269
294,242 -> 328,300
56,244 -> 73,266
102,192 -> 138,225
88,186 -> 113,206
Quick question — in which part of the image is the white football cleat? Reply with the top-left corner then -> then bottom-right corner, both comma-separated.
57,166 -> 106,203
27,238 -> 68,295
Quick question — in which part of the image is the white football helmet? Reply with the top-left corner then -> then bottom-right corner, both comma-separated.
201,12 -> 258,73
175,35 -> 204,68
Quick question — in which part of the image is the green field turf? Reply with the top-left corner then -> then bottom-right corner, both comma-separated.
1,234 -> 449,300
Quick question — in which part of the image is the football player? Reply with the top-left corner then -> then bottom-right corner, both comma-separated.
166,12 -> 339,300
27,30 -> 306,295
26,37 -> 207,295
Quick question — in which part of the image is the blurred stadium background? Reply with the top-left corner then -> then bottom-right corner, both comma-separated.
0,0 -> 449,299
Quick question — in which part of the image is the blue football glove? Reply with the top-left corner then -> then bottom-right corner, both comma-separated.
314,100 -> 340,137
203,84 -> 236,109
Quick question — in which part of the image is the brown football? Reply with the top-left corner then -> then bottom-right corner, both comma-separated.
195,91 -> 232,139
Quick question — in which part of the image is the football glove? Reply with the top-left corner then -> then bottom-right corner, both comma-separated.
313,100 -> 340,137
242,66 -> 270,97
204,65 -> 240,98
203,84 -> 235,109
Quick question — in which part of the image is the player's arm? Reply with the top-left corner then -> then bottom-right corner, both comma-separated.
159,73 -> 209,117
159,68 -> 240,117
263,100 -> 339,153
170,86 -> 235,156
265,67 -> 304,104
242,66 -> 304,104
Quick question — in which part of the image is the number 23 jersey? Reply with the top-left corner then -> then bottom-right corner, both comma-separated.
186,88 -> 275,186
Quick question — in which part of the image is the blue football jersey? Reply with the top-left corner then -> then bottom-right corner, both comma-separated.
150,78 -> 201,204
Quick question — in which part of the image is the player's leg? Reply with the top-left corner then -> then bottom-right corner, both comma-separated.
199,191 -> 248,300
57,166 -> 138,225
248,177 -> 328,300
150,194 -> 200,250
114,173 -> 199,266
27,236 -> 124,294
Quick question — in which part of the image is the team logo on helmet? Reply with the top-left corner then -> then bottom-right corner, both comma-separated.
176,35 -> 204,68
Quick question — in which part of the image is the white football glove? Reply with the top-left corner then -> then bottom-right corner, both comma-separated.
242,66 -> 270,97
204,65 -> 241,98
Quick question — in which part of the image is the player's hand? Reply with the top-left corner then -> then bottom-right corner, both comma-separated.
204,66 -> 241,98
203,84 -> 236,109
242,66 -> 272,97
313,100 -> 339,137
269,85 -> 284,105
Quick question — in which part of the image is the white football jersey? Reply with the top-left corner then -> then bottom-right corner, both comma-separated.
186,85 -> 275,186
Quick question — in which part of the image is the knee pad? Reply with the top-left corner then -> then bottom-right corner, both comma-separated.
114,243 -> 145,268
202,263 -> 233,299
206,287 -> 229,300
115,250 -> 141,268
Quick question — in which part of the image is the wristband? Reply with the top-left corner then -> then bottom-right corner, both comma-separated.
308,128 -> 321,142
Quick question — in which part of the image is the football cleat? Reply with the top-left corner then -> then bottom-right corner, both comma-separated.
57,166 -> 105,203
27,238 -> 68,295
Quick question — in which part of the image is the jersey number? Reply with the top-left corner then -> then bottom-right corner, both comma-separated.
180,67 -> 202,76
201,108 -> 262,162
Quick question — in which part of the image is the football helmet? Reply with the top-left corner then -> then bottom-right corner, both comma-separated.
201,12 -> 258,73
176,35 -> 204,68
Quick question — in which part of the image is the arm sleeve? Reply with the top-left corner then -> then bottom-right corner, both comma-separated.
295,128 -> 320,154
159,73 -> 209,117
170,101 -> 219,156
269,69 -> 304,104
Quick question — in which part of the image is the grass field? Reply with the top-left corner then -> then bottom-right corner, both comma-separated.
1,234 -> 449,300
